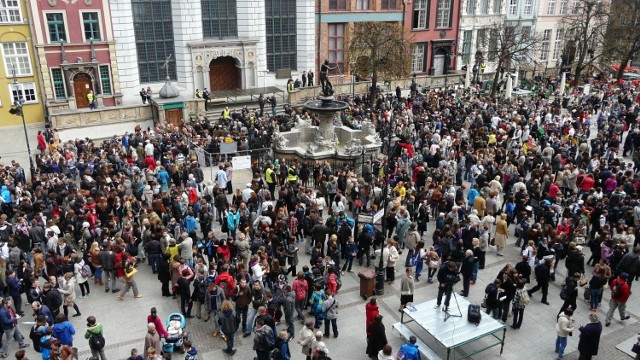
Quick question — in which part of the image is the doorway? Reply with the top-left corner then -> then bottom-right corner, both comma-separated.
209,56 -> 241,92
165,108 -> 183,128
74,73 -> 93,108
433,49 -> 446,76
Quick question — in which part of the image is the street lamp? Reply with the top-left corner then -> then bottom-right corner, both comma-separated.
9,65 -> 36,179
375,111 -> 399,295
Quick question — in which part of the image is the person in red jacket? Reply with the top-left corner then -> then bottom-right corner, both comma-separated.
214,265 -> 235,297
549,182 -> 561,199
147,307 -> 169,338
365,297 -> 379,337
325,267 -> 339,295
605,272 -> 632,327
578,174 -> 595,193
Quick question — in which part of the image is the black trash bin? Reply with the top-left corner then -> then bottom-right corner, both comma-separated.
358,269 -> 376,300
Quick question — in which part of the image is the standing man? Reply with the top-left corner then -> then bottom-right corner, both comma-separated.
302,71 -> 307,87
0,297 -> 29,357
216,165 -> 228,193
578,313 -> 603,360
87,90 -> 96,110
85,316 -> 107,360
321,290 -> 339,338
605,272 -> 632,327
270,95 -> 277,117
99,244 -> 118,294
253,317 -> 275,360
435,261 -> 458,311
258,94 -> 265,116
265,164 -> 277,199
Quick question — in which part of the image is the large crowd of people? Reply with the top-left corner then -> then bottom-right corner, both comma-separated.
0,74 -> 639,360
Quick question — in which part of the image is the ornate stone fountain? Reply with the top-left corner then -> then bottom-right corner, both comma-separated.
273,64 -> 381,169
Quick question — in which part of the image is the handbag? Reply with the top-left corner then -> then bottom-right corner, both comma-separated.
489,237 -> 496,246
632,341 -> 640,354
578,275 -> 588,287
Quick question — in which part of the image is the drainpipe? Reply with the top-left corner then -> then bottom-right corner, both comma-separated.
317,0 -> 322,78
24,0 -> 50,123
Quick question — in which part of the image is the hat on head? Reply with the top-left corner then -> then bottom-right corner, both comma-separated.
620,272 -> 629,279
247,183 -> 252,188
82,222 -> 90,228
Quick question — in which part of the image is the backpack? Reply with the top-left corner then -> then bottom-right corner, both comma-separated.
262,329 -> 275,350
218,278 -> 234,299
80,264 -> 91,278
559,284 -> 568,300
517,288 -> 530,308
89,332 -> 105,350
612,281 -> 623,298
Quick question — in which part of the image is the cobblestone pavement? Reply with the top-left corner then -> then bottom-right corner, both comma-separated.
2,137 -> 636,359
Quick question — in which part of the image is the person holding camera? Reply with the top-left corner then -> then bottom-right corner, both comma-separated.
434,260 -> 459,310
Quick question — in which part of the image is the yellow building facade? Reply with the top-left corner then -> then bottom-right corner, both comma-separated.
0,0 -> 45,125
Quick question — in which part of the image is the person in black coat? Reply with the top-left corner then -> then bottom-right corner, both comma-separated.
515,256 -> 532,283
557,272 -> 581,318
528,258 -> 551,304
460,250 -> 476,297
157,253 -> 171,297
176,269 -> 192,317
565,244 -> 586,277
578,313 -> 603,360
366,314 -> 387,359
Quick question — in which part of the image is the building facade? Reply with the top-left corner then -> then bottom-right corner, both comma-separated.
110,0 -> 315,105
534,0 -> 570,74
403,0 -> 461,76
28,0 -> 121,111
456,0 -> 505,73
316,0 -> 405,77
0,0 -> 46,125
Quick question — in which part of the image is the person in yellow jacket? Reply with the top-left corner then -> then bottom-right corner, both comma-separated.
222,107 -> 231,119
287,165 -> 298,187
265,164 -> 276,198
87,90 -> 96,110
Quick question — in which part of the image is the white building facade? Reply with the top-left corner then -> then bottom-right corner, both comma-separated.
110,0 -> 315,105
456,0 -> 506,73
534,0 -> 569,73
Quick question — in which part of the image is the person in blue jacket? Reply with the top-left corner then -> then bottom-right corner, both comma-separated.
398,335 -> 422,360
52,313 -> 76,346
0,297 -> 29,356
273,330 -> 291,360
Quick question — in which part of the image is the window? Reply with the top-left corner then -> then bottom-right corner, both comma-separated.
508,0 -> 517,15
435,0 -> 451,28
540,29 -> 551,60
356,0 -> 369,10
524,0 -> 532,15
547,0 -> 555,14
82,12 -> 101,40
480,0 -> 489,14
411,43 -> 426,73
553,29 -> 564,60
461,30 -> 472,63
493,0 -> 501,13
488,29 -> 498,61
328,24 -> 344,74
572,0 -> 578,14
46,13 -> 66,43
9,82 -> 37,104
0,0 -> 22,23
477,28 -> 487,50
466,0 -> 475,14
132,0 -> 176,82
265,0 -> 297,72
329,0 -> 346,10
381,0 -> 397,9
559,0 -> 567,14
2,42 -> 31,76
51,68 -> 66,100
202,0 -> 238,38
99,65 -> 112,95
412,0 -> 428,29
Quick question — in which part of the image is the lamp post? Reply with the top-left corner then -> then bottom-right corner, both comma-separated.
10,65 -> 36,179
375,110 -> 399,295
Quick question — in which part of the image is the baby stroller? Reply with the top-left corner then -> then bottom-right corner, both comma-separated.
163,313 -> 189,353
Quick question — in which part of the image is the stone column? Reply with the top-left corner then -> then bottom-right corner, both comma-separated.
296,0 -> 315,73
109,0 -> 141,105
172,0 -> 203,97
237,0 -> 267,72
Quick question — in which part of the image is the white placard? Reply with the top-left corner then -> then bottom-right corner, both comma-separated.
232,155 -> 251,170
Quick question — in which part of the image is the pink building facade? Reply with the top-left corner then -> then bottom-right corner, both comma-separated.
28,0 -> 121,111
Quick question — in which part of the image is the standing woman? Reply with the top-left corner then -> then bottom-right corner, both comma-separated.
382,240 -> 400,285
366,314 -> 387,360
578,313 -> 602,360
226,162 -> 234,195
495,214 -> 509,256
58,272 -> 81,317
413,242 -> 426,281
89,242 -> 103,286
511,279 -> 529,329
219,300 -> 238,355
399,267 -> 415,312
425,246 -> 440,283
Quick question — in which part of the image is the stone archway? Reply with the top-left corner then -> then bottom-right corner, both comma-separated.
209,56 -> 241,92
433,48 -> 447,76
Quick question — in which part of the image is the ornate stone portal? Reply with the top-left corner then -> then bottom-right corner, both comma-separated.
189,39 -> 260,91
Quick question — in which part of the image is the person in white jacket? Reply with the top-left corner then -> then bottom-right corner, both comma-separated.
382,240 -> 400,284
73,256 -> 90,298
555,308 -> 575,359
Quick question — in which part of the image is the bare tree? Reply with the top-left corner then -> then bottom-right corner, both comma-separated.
347,22 -> 412,101
479,24 -> 541,98
603,0 -> 640,81
559,0 -> 609,84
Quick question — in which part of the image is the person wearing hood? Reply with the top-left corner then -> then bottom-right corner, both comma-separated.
219,300 -> 238,355
53,314 -> 76,346
365,298 -> 379,337
84,316 -> 106,360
